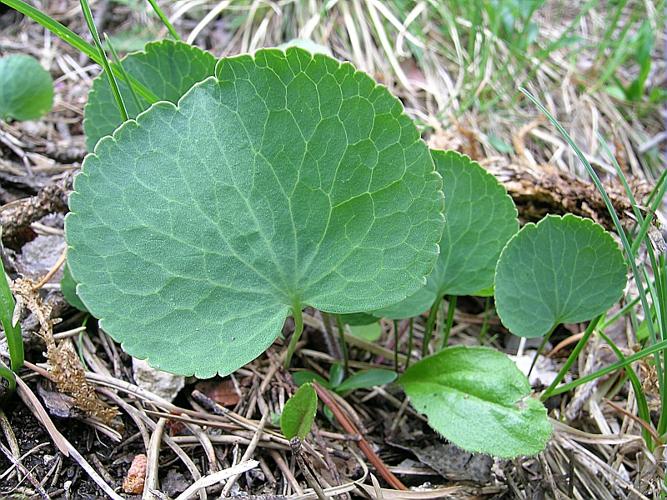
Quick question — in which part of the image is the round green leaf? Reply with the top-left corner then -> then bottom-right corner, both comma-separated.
66,47 -> 444,378
377,150 -> 518,319
83,40 -> 216,150
0,54 -> 53,121
280,383 -> 317,440
495,214 -> 627,338
61,263 -> 88,312
399,346 -> 551,458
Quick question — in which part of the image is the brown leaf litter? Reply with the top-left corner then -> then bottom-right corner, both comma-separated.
11,278 -> 117,425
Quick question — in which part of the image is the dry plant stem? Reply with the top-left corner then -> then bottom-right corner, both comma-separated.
14,375 -> 124,499
0,441 -> 49,500
174,461 -> 260,500
144,417 -> 166,500
312,382 -> 407,491
220,411 -> 269,497
14,374 -> 68,456
0,174 -> 71,244
0,408 -> 20,481
270,449 -> 303,495
32,248 -> 66,291
290,437 -> 329,500
605,399 -> 661,445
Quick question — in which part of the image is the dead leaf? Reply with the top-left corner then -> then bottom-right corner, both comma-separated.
196,378 -> 241,407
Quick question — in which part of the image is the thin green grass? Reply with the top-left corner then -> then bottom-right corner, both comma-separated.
525,88 -> 666,448
79,0 -> 128,122
0,0 -> 158,103
104,34 -> 142,112
0,262 -> 22,373
0,255 -> 22,393
145,0 -> 180,40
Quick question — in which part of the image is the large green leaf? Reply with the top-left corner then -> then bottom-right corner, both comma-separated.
400,346 -> 551,458
0,54 -> 53,121
377,151 -> 518,319
66,47 -> 444,377
83,40 -> 216,151
281,383 -> 317,440
495,214 -> 627,338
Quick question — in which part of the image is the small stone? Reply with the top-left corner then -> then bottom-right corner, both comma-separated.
16,234 -> 66,281
132,358 -> 185,402
162,469 -> 189,497
512,350 -> 560,387
123,454 -> 147,495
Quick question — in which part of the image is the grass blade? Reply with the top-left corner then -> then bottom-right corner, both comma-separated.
146,0 -> 180,40
79,0 -> 128,122
541,315 -> 602,400
521,88 -> 662,372
548,338 -> 667,397
0,260 -> 22,371
0,0 -> 158,104
104,34 -> 142,112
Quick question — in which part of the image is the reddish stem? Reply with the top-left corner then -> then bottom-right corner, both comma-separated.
312,382 -> 406,491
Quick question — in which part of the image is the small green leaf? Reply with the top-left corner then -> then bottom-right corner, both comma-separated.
0,54 -> 53,121
400,346 -> 551,458
604,85 -> 627,101
292,370 -> 330,388
337,368 -> 397,393
281,383 -> 317,440
348,322 -> 382,342
495,214 -> 627,338
377,150 -> 518,319
60,263 -> 88,312
66,47 -> 444,377
487,134 -> 513,154
83,40 -> 216,150
328,363 -> 345,388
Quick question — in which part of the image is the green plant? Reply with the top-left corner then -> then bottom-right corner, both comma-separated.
293,363 -> 396,396
495,214 -> 627,339
83,40 -> 216,150
0,54 -> 53,121
281,383 -> 318,440
0,258 -> 22,393
399,346 -> 551,457
1,0 -> 643,461
602,20 -> 665,103
375,150 -> 518,352
66,47 -> 444,378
